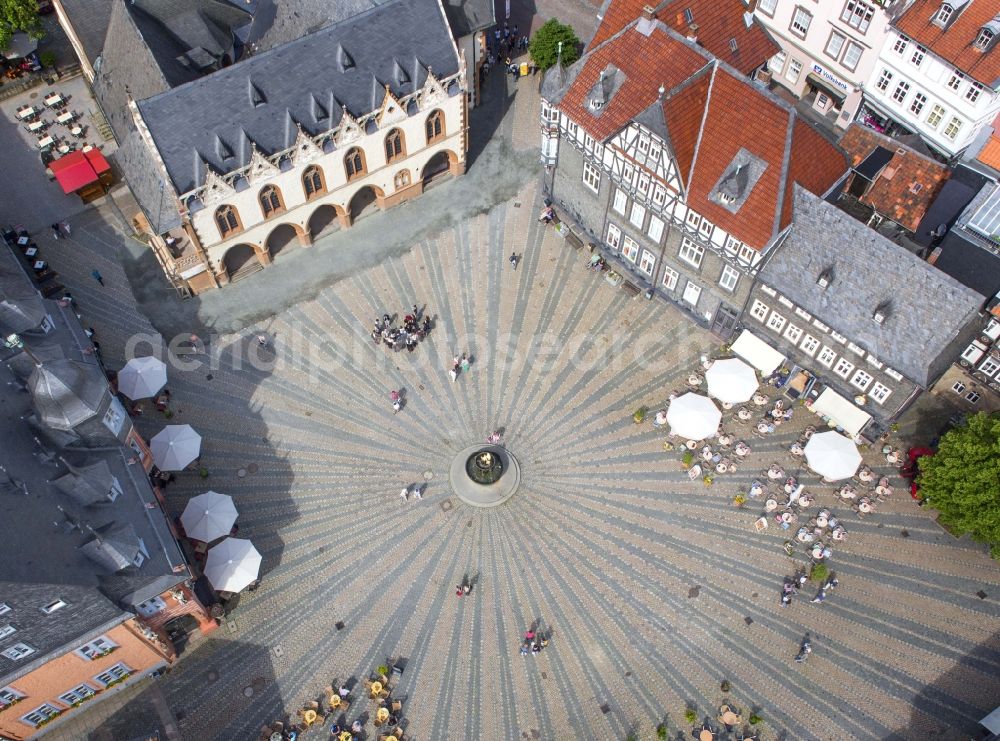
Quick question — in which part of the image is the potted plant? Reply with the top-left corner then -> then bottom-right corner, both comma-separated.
749,713 -> 762,726
656,723 -> 668,740
684,707 -> 697,725
810,562 -> 829,582
633,406 -> 647,424
681,451 -> 694,469
199,467 -> 209,478
702,474 -> 713,486
376,664 -> 390,679
732,493 -> 746,507
720,679 -> 731,693
164,409 -> 174,419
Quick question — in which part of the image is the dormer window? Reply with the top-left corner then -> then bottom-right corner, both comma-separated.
817,270 -> 831,288
590,99 -> 603,111
934,4 -> 954,27
873,302 -> 890,324
975,27 -> 995,50
683,7 -> 694,24
873,310 -> 885,324
718,192 -> 736,205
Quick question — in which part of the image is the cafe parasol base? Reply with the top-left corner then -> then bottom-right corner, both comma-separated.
448,444 -> 520,508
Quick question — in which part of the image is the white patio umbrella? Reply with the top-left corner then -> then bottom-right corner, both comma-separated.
804,431 -> 862,481
204,538 -> 261,592
666,392 -> 722,441
117,356 -> 167,400
180,490 -> 237,542
150,424 -> 201,471
705,357 -> 759,405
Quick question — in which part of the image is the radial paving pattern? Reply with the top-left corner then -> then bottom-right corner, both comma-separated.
42,188 -> 1000,741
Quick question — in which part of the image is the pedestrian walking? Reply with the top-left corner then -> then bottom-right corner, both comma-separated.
60,221 -> 71,236
460,353 -> 470,374
456,585 -> 464,597
91,269 -> 104,286
811,589 -> 826,604
400,486 -> 409,501
412,485 -> 422,500
51,223 -> 60,239
509,252 -> 518,270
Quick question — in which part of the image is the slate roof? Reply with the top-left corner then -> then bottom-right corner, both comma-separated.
0,582 -> 127,686
111,133 -> 182,235
760,187 -> 986,387
28,359 -> 110,432
895,0 -> 1000,86
0,247 -> 187,683
56,0 -> 115,65
137,0 -> 461,194
441,0 -> 496,38
934,229 -> 1000,297
91,0 -> 173,143
51,459 -> 118,506
590,0 -> 778,75
839,123 -> 949,232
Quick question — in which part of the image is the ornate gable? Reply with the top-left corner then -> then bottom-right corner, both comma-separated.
335,107 -> 363,146
377,86 -> 408,127
201,167 -> 235,206
418,68 -> 447,111
292,125 -> 323,165
247,146 -> 279,183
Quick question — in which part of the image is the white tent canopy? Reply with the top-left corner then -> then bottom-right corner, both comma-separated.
811,387 -> 872,438
204,538 -> 261,592
117,356 -> 167,400
150,424 -> 201,471
730,329 -> 785,376
705,357 -> 759,404
804,430 -> 862,481
180,490 -> 237,542
666,392 -> 722,441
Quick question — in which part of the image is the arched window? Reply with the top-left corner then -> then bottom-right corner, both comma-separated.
303,165 -> 326,200
344,147 -> 366,181
394,169 -> 411,190
425,110 -> 445,144
215,205 -> 241,238
384,129 -> 405,163
258,185 -> 285,218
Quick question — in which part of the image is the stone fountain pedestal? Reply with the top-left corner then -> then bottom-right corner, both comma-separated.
448,444 -> 521,508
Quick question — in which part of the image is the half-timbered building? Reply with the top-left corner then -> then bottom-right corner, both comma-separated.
540,6 -> 848,336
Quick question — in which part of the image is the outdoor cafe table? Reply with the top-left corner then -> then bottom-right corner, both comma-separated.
56,111 -> 75,124
69,124 -> 83,136
33,260 -> 46,271
370,681 -> 383,696
24,246 -> 37,258
376,707 -> 390,724
37,135 -> 54,149
15,105 -> 35,120
43,93 -> 63,107
27,119 -> 44,132
721,711 -> 740,725
16,236 -> 28,246
339,732 -> 352,741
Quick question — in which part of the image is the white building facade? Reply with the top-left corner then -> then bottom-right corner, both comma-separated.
862,26 -> 1000,157
754,0 -> 895,128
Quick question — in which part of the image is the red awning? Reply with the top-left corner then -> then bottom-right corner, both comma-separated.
50,149 -> 111,194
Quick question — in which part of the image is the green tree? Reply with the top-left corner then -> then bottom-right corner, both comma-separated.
529,18 -> 580,72
919,412 -> 1000,556
0,0 -> 43,51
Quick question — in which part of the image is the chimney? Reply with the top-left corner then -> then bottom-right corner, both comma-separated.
642,4 -> 656,19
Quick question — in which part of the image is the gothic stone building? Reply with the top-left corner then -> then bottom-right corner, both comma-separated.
53,0 -> 469,293
540,11 -> 848,336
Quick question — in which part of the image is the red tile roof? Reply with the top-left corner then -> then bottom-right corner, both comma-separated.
838,124 -> 949,232
591,0 -> 778,75
558,22 -> 847,248
896,0 -> 1000,86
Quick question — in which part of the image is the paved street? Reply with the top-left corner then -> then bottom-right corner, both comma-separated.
4,4 -> 998,741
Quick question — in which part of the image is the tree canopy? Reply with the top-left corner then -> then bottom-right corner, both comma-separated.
529,18 -> 580,72
0,0 -> 43,52
918,412 -> 1000,557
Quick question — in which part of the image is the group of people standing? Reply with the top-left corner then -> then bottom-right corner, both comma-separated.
449,353 -> 472,382
519,627 -> 549,656
779,569 -> 839,608
372,305 -> 432,352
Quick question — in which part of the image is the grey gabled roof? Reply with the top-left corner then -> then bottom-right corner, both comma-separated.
111,132 -> 182,235
80,522 -> 144,573
0,582 -> 127,686
760,187 -> 986,388
51,459 -> 117,506
441,0 -> 496,37
28,359 -> 110,432
138,0 -> 460,194
0,295 -> 50,335
56,0 -> 115,65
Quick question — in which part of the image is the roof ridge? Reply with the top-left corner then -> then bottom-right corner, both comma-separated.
684,60 -> 718,195
772,108 -> 796,242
